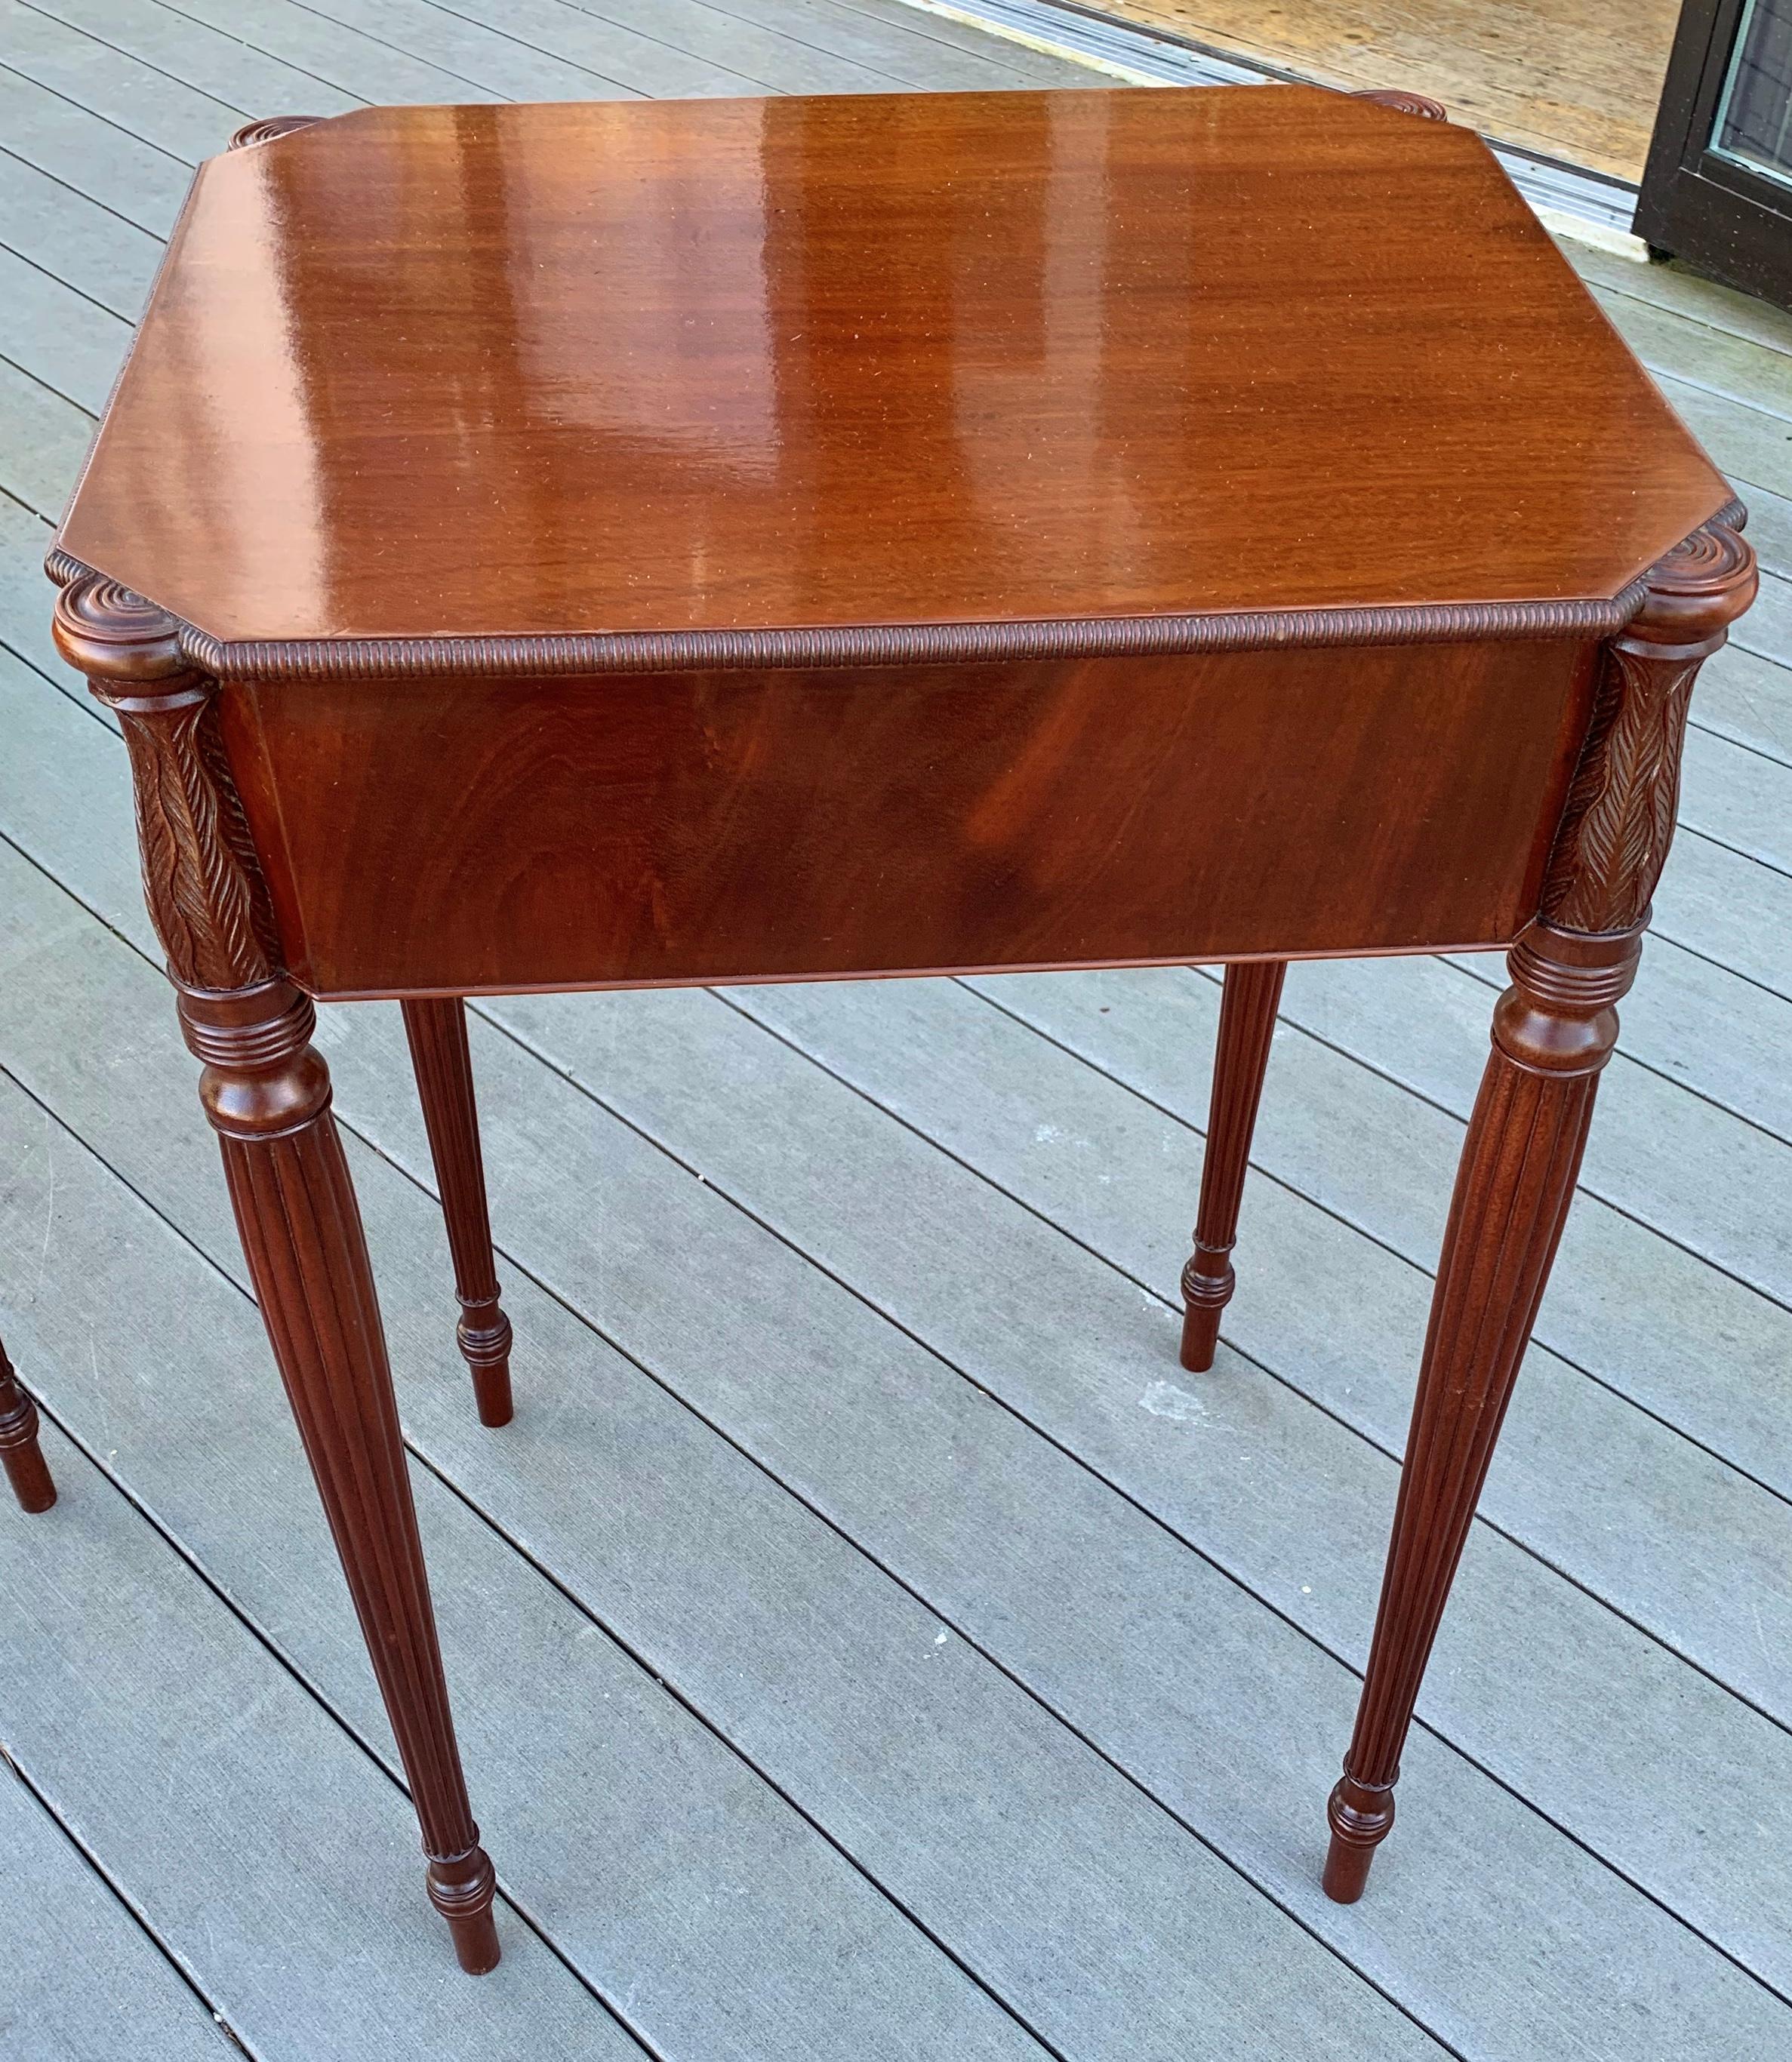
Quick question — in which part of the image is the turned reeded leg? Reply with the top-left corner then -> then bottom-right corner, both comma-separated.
1321,516 -> 1757,1900
402,999 -> 513,1427
57,574 -> 500,1974
187,983 -> 500,1970
1322,920 -> 1629,1899
1181,960 -> 1285,1371
0,1334 -> 55,1513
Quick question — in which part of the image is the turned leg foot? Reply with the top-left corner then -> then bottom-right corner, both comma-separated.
429,1843 -> 501,1974
1180,961 -> 1285,1371
402,999 -> 513,1428
1322,1773 -> 1393,1901
0,1336 -> 55,1513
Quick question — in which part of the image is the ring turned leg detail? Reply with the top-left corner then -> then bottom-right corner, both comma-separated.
57,574 -> 501,1974
1322,516 -> 1756,1900
1181,960 -> 1285,1372
0,1335 -> 55,1513
402,998 -> 514,1428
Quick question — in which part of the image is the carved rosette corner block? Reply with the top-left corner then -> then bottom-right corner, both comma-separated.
229,115 -> 322,150
53,575 -> 281,995
1350,89 -> 1449,122
1322,515 -> 1755,1904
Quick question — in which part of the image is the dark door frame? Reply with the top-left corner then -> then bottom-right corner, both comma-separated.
1635,0 -> 1792,308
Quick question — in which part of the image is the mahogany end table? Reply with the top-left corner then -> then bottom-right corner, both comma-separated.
45,87 -> 1754,1973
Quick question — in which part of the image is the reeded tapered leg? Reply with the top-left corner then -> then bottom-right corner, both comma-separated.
0,1335 -> 55,1513
1180,960 -> 1285,1371
1322,922 -> 1625,1898
59,574 -> 500,1974
189,983 -> 500,1970
1322,516 -> 1757,1900
402,999 -> 513,1427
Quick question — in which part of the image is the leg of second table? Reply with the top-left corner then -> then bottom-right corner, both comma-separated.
1180,960 -> 1286,1372
0,1333 -> 55,1513
188,981 -> 500,1972
402,998 -> 514,1428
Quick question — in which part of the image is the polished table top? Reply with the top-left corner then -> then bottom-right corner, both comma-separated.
59,88 -> 1727,658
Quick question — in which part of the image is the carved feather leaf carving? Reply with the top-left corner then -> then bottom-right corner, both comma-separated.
118,697 -> 280,989
1542,645 -> 1698,935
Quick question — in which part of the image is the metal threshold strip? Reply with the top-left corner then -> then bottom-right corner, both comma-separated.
895,0 -> 1645,251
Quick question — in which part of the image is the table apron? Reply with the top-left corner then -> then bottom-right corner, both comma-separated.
221,639 -> 1600,999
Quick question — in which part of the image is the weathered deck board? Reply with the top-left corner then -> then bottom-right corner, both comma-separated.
831,0 -> 1107,82
0,1415 -> 634,2060
378,0 -> 780,98
0,64 -> 196,226
0,0 -> 251,159
0,243 -> 132,415
0,496 -> 90,701
1449,934 -> 1791,1141
947,956 -> 1792,1484
26,0 -> 371,118
1694,642 -> 1792,765
466,976 -> 1792,2011
1567,239 -> 1792,360
236,0 -> 645,100
0,1756 -> 236,2060
547,0 -> 945,93
689,0 -> 1070,87
1654,829 -> 1792,1002
0,148 -> 165,317
1273,953 -> 1792,1303
0,350 -> 90,517
1594,283 -> 1792,420
556,977 -> 1790,1947
1683,722 -> 1792,876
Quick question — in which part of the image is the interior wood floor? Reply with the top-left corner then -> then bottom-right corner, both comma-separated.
3,5 -> 1792,2058
1073,0 -> 1681,178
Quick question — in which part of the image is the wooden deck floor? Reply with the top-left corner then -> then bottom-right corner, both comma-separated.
2,5 -> 1791,2057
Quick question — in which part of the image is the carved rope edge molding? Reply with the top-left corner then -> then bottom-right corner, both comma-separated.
45,500 -> 1743,684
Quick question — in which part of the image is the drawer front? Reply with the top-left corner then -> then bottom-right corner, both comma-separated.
224,640 -> 1596,999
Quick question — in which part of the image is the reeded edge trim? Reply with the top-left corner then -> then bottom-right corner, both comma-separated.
47,500 -> 1744,682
